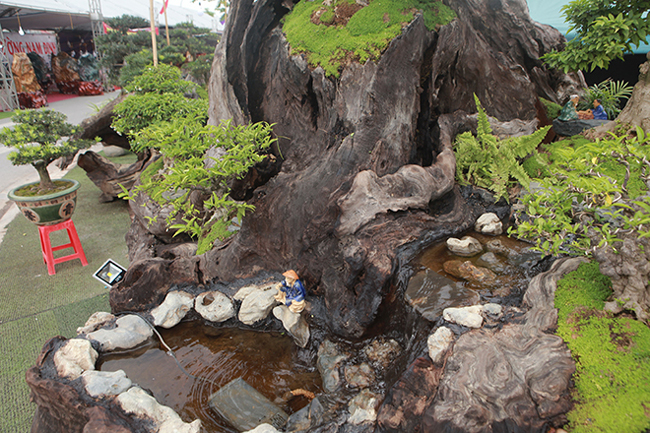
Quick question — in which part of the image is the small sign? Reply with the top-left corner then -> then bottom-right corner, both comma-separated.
93,259 -> 127,286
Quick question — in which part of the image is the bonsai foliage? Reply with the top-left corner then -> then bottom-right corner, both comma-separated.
555,262 -> 650,433
282,0 -> 456,77
542,0 -> 650,72
120,116 -> 276,254
112,64 -> 208,138
0,110 -> 93,192
453,95 -> 551,202
510,128 -> 650,256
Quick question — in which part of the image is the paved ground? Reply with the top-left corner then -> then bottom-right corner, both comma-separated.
0,91 -> 133,433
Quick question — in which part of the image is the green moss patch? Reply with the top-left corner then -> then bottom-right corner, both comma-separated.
282,0 -> 456,77
556,262 -> 650,433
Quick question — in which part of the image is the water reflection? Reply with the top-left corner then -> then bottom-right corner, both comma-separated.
97,322 -> 322,433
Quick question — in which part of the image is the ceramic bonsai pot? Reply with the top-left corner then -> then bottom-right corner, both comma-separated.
8,179 -> 80,226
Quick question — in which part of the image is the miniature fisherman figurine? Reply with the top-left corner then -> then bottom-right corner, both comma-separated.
274,270 -> 306,314
591,99 -> 608,120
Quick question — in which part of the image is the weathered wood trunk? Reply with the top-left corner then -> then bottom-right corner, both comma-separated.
112,0 -> 580,338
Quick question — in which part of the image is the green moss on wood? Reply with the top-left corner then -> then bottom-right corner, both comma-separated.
282,0 -> 456,77
556,262 -> 650,433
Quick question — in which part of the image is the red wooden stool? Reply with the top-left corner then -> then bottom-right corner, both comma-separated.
38,219 -> 88,275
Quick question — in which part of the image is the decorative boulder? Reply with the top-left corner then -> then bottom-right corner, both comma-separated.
117,387 -> 201,433
87,314 -> 154,352
76,311 -> 116,335
238,285 -> 278,325
475,212 -> 503,235
53,338 -> 98,380
272,305 -> 310,348
427,327 -> 455,364
443,305 -> 484,328
446,236 -> 483,257
317,340 -> 349,393
82,370 -> 132,398
443,260 -> 497,286
195,291 -> 236,322
151,291 -> 195,328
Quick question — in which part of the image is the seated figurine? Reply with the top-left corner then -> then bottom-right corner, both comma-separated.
558,94 -> 580,121
274,270 -> 306,313
591,99 -> 608,120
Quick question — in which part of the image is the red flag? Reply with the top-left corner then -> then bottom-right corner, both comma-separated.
102,22 -> 114,34
160,0 -> 169,14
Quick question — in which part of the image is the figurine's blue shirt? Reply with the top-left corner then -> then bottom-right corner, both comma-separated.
280,279 -> 306,305
592,105 -> 608,120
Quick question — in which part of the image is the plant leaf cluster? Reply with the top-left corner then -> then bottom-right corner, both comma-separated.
120,117 -> 276,254
510,128 -> 650,256
0,110 -> 94,190
555,262 -> 650,433
542,0 -> 650,72
453,95 -> 550,202
282,0 -> 456,77
579,79 -> 634,120
112,64 -> 208,138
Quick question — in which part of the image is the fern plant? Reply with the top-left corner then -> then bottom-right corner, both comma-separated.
454,95 -> 551,202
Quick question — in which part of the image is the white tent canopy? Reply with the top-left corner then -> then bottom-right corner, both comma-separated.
0,0 -> 219,32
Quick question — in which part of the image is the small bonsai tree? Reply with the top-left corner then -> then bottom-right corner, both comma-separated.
0,110 -> 93,194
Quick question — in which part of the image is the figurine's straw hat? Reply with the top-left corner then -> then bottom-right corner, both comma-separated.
283,270 -> 299,280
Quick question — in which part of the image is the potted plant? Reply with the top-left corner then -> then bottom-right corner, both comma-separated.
0,109 -> 94,225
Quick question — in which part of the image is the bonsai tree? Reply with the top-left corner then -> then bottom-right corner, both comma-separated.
0,109 -> 93,193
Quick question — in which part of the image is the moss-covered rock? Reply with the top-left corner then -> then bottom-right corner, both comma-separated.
282,0 -> 456,77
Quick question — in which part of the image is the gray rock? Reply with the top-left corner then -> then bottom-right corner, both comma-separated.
427,327 -> 455,364
552,118 -> 609,136
195,291 -> 235,322
82,370 -> 132,397
238,285 -> 278,325
76,311 -> 115,335
102,145 -> 127,157
87,315 -> 154,352
317,340 -> 348,393
363,339 -> 401,370
405,269 -> 480,321
117,387 -> 201,433
482,303 -> 503,317
344,363 -> 376,389
476,252 -> 505,273
486,239 -> 510,256
348,389 -> 382,425
53,338 -> 98,380
151,291 -> 194,328
272,305 -> 310,348
446,236 -> 483,257
475,212 -> 502,235
443,305 -> 484,328
285,397 -> 325,432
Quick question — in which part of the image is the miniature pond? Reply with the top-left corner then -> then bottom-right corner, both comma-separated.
97,321 -> 323,432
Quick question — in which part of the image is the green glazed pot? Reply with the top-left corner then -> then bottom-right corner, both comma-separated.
8,179 -> 80,226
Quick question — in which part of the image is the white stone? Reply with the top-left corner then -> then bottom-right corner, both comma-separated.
234,285 -> 259,301
475,212 -> 503,235
195,291 -> 235,322
87,315 -> 154,352
427,327 -> 455,364
443,305 -> 484,328
82,369 -> 132,397
446,236 -> 483,257
77,312 -> 115,335
54,338 -> 98,380
273,305 -> 310,348
348,389 -> 381,425
243,424 -> 282,433
151,291 -> 195,328
117,387 -> 201,433
482,303 -> 503,316
238,285 -> 278,325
